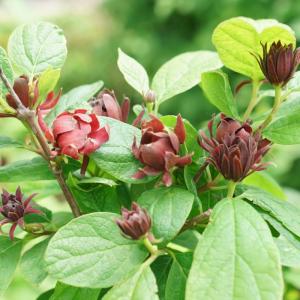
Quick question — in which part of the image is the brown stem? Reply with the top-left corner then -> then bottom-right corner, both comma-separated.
180,209 -> 212,233
0,68 -> 81,217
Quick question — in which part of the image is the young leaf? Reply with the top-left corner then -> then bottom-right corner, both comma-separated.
0,136 -> 23,149
8,22 -> 67,77
137,187 -> 194,243
152,51 -> 222,104
0,157 -> 54,182
50,282 -> 101,300
201,70 -> 239,118
186,198 -> 283,300
117,48 -> 150,95
165,253 -> 193,300
45,212 -> 148,288
103,265 -> 158,300
91,117 -> 156,184
212,17 -> 295,79
0,237 -> 22,294
38,68 -> 61,103
0,47 -> 14,95
20,237 -> 51,284
45,80 -> 103,124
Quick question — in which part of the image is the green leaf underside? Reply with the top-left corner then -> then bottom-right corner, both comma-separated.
212,17 -> 295,79
0,47 -> 14,95
45,80 -> 103,124
103,266 -> 159,300
186,198 -> 283,300
0,156 -> 53,182
117,48 -> 149,95
241,186 -> 300,237
152,51 -> 223,104
0,136 -> 23,149
20,237 -> 51,284
0,237 -> 22,294
45,212 -> 148,288
50,282 -> 100,300
8,22 -> 67,77
137,187 -> 194,244
91,117 -> 156,184
38,68 -> 61,103
201,70 -> 239,118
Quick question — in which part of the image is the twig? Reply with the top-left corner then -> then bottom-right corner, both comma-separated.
180,209 -> 212,233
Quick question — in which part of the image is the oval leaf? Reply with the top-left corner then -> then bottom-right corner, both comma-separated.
0,47 -> 14,96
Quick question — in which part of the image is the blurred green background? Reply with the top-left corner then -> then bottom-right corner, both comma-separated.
0,0 -> 300,299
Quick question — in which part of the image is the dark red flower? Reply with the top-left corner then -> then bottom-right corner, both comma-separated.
0,187 -> 41,240
38,109 -> 109,160
89,89 -> 130,123
254,41 -> 300,86
116,202 -> 151,240
198,114 -> 271,182
132,114 -> 193,186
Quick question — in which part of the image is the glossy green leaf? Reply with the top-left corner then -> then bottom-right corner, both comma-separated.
201,70 -> 239,118
240,186 -> 300,237
38,68 -> 61,103
50,282 -> 100,300
212,17 -> 295,79
137,187 -> 194,243
0,47 -> 14,95
20,237 -> 51,284
118,48 -> 149,95
152,51 -> 223,104
186,198 -> 283,300
45,212 -> 148,288
91,117 -> 156,184
8,22 -> 67,77
103,265 -> 158,300
45,80 -> 103,124
0,237 -> 22,294
0,157 -> 53,182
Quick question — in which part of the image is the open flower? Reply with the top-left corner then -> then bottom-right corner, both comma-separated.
89,89 -> 130,123
198,114 -> 271,182
0,187 -> 41,240
116,202 -> 151,240
132,115 -> 193,186
254,41 -> 300,86
38,109 -> 109,161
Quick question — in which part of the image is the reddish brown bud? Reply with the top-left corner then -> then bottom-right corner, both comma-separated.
116,202 -> 151,240
144,90 -> 156,103
254,41 -> 300,86
198,114 -> 271,182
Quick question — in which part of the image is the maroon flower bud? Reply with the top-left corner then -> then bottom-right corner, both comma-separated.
89,89 -> 130,123
6,75 -> 39,109
198,114 -> 271,182
132,114 -> 193,186
144,90 -> 156,103
38,109 -> 109,160
254,41 -> 300,86
116,202 -> 151,240
0,187 -> 41,240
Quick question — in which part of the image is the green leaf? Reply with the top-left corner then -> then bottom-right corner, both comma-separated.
0,236 -> 22,294
0,136 -> 23,149
20,237 -> 50,284
103,265 -> 158,300
37,289 -> 54,300
165,253 -> 193,300
160,115 -> 203,163
186,198 -> 283,300
91,117 -> 155,184
0,156 -> 53,182
45,212 -> 148,288
263,112 -> 300,144
0,47 -> 14,96
152,51 -> 223,104
201,70 -> 239,118
117,48 -> 149,95
8,22 -> 67,77
137,187 -> 194,243
50,282 -> 100,300
45,81 -> 103,124
240,186 -> 300,237
38,68 -> 61,103
212,17 -> 295,79
243,171 -> 286,200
